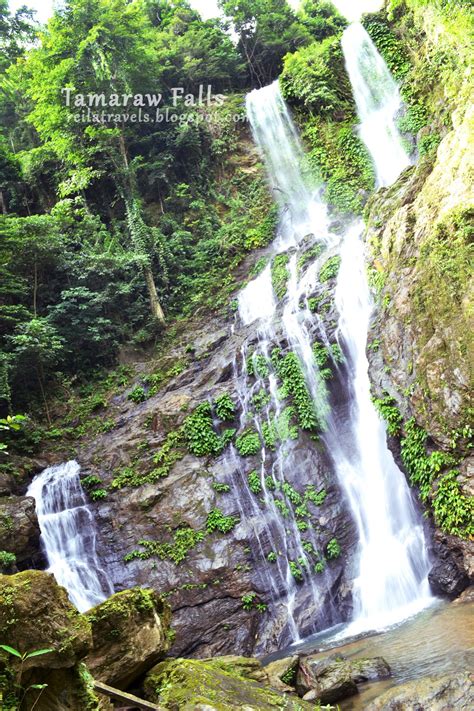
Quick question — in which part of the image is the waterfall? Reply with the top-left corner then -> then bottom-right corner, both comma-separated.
240,78 -> 432,638
27,460 -> 113,612
337,6 -> 411,187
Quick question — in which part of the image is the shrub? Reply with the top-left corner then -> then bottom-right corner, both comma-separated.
0,550 -> 16,571
206,508 -> 239,534
319,255 -> 341,283
326,538 -> 341,559
214,393 -> 236,422
247,470 -> 262,494
235,429 -> 260,456
271,253 -> 290,300
183,403 -> 224,457
128,386 -> 147,403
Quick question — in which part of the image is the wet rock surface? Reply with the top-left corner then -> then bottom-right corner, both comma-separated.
0,496 -> 43,570
366,671 -> 474,710
76,293 -> 357,658
296,653 -> 391,704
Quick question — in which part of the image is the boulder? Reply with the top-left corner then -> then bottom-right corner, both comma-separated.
428,550 -> 470,599
0,571 -> 107,711
264,655 -> 299,691
144,657 -> 314,710
296,654 -> 391,704
367,671 -> 473,710
0,496 -> 43,570
85,587 -> 171,689
0,570 -> 91,669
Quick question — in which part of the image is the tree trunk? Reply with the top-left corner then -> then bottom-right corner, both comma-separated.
143,265 -> 165,324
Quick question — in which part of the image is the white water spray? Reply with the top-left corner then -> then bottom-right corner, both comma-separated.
27,460 -> 113,612
240,77 -> 431,636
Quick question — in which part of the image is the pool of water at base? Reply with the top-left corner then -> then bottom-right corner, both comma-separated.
265,599 -> 474,710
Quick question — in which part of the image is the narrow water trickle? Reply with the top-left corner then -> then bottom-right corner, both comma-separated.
27,460 -> 113,612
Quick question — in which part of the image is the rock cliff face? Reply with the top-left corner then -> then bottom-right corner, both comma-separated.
75,247 -> 358,658
365,104 -> 473,588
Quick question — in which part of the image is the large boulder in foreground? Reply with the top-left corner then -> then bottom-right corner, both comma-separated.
0,570 -> 91,669
367,671 -> 473,710
0,570 -> 109,711
144,657 -> 314,710
296,654 -> 391,704
85,587 -> 171,689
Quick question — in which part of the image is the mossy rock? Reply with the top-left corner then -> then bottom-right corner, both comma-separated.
86,587 -> 171,689
143,657 -> 313,710
0,570 -> 91,670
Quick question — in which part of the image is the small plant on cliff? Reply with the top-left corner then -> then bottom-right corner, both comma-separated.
247,352 -> 270,379
0,551 -> 16,572
304,485 -> 327,506
272,350 -> 322,431
319,255 -> 341,283
247,470 -> 262,495
289,561 -> 304,582
183,403 -> 224,457
235,429 -> 260,456
372,393 -> 403,436
206,508 -> 239,534
326,538 -> 341,559
432,470 -> 474,538
214,393 -> 236,422
127,385 -> 147,403
271,253 -> 290,300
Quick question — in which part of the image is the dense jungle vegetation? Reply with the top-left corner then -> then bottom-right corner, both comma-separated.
0,0 -> 350,427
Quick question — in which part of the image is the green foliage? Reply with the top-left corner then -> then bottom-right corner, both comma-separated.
280,664 -> 297,686
372,394 -> 403,436
319,255 -> 341,283
0,550 -> 16,571
307,120 -> 376,214
89,488 -> 108,501
304,485 -> 327,505
298,243 -> 325,273
220,0 -> 310,87
206,508 -> 239,534
241,591 -> 257,611
124,526 -> 206,565
267,551 -> 277,563
214,393 -> 236,422
235,429 -> 261,457
183,403 -> 224,457
314,559 -> 325,574
261,421 -> 277,451
289,560 -> 304,582
247,353 -> 270,379
128,386 -> 148,404
252,389 -> 271,412
281,36 -> 351,114
271,253 -> 290,300
274,498 -> 290,517
247,470 -> 262,494
212,481 -> 231,494
282,481 -> 302,505
272,350 -> 321,431
401,418 -> 444,501
418,133 -> 441,156
326,538 -> 341,559
432,470 -> 474,538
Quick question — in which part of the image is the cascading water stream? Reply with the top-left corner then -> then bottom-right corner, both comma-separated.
27,460 -> 113,612
335,1 -> 411,186
239,75 -> 432,639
